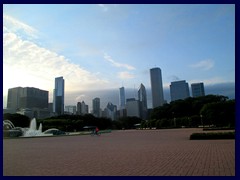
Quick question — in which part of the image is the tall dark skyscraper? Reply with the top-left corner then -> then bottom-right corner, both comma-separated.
191,82 -> 205,97
150,67 -> 164,108
53,76 -> 64,115
138,83 -> 148,119
92,97 -> 100,117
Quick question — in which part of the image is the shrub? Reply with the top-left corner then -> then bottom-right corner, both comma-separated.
190,132 -> 235,140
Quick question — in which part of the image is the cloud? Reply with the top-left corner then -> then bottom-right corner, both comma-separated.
3,14 -> 38,39
118,71 -> 135,79
75,94 -> 86,102
190,59 -> 214,70
98,4 -> 108,12
103,53 -> 136,70
168,75 -> 181,81
188,77 -> 234,86
3,31 -> 111,98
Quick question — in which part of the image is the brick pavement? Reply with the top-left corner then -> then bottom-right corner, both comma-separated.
3,128 -> 235,176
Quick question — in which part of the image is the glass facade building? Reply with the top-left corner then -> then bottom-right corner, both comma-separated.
138,83 -> 148,119
191,83 -> 205,97
92,97 -> 100,117
170,80 -> 190,101
119,87 -> 126,110
53,77 -> 64,115
150,67 -> 164,108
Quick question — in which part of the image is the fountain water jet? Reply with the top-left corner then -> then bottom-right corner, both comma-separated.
3,120 -> 15,129
23,118 -> 44,137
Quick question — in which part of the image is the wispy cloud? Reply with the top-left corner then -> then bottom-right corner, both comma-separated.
103,53 -> 136,70
3,14 -> 38,39
168,75 -> 181,82
3,32 -> 110,98
190,59 -> 214,70
118,71 -> 135,79
3,14 -> 112,97
75,94 -> 86,102
98,4 -> 109,12
188,77 -> 233,86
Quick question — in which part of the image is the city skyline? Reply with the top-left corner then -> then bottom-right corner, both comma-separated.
3,4 -> 235,108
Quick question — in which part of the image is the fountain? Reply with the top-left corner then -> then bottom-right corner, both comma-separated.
23,118 -> 44,137
3,120 -> 15,129
3,120 -> 22,137
3,118 -> 49,137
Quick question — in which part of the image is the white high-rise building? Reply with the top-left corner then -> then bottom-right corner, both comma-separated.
53,77 -> 64,115
77,101 -> 88,115
170,80 -> 190,101
150,67 -> 164,108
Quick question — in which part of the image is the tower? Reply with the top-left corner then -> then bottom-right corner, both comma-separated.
191,82 -> 205,97
170,80 -> 190,101
53,76 -> 64,115
92,97 -> 100,117
119,87 -> 126,110
138,83 -> 148,119
150,67 -> 164,108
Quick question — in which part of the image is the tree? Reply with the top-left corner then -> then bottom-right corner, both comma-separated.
148,95 -> 233,129
200,100 -> 235,127
3,113 -> 30,128
118,117 -> 142,129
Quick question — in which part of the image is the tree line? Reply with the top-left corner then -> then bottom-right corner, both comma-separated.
3,95 -> 235,131
145,95 -> 235,129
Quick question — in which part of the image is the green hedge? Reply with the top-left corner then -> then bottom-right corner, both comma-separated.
190,132 -> 235,140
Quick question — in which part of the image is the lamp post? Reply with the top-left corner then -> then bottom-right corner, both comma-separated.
172,112 -> 176,127
200,114 -> 204,128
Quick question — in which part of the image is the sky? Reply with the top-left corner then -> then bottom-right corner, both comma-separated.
3,4 -> 235,109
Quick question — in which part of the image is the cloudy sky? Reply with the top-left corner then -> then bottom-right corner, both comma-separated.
3,4 -> 235,109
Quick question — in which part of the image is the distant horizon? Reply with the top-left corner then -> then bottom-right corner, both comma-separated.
3,81 -> 235,111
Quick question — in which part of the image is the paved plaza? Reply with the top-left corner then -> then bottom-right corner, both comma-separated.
3,128 -> 235,176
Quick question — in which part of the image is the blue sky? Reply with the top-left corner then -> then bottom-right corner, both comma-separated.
3,4 -> 235,109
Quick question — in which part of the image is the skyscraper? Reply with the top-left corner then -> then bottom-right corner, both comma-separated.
7,87 -> 23,110
119,87 -> 126,110
92,97 -> 100,117
65,105 -> 76,115
170,80 -> 190,101
138,83 -> 148,119
150,67 -> 164,108
77,101 -> 89,115
103,102 -> 117,120
126,98 -> 140,118
53,76 -> 64,115
191,83 -> 205,97
7,87 -> 48,110
77,102 -> 82,115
